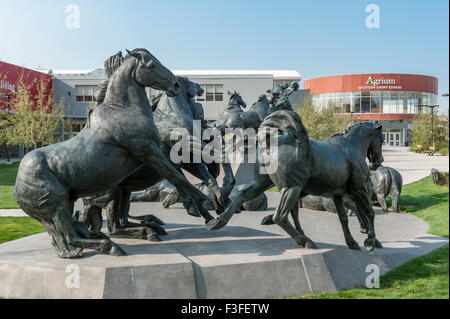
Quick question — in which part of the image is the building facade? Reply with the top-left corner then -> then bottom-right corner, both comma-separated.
303,73 -> 438,146
0,61 -> 52,158
47,69 -> 301,138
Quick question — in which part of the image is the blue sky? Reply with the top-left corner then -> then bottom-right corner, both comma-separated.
1,0 -> 449,111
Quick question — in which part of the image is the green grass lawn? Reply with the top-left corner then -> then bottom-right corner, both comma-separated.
0,162 -> 20,209
0,162 -> 46,244
299,175 -> 449,299
0,217 -> 45,244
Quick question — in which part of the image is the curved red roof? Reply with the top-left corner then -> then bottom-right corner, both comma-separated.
304,73 -> 438,95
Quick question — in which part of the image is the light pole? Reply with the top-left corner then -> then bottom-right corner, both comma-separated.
443,93 -> 449,118
417,104 -> 439,153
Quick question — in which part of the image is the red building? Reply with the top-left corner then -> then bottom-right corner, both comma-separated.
0,61 -> 53,159
0,61 -> 52,111
303,73 -> 438,146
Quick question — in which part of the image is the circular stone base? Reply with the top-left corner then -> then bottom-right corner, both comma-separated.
0,192 -> 447,299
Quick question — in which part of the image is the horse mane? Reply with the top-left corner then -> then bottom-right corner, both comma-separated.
330,121 -> 376,139
95,51 -> 126,105
260,110 -> 311,152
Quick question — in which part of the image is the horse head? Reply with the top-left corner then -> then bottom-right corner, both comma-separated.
229,91 -> 246,109
126,48 -> 180,97
180,77 -> 204,100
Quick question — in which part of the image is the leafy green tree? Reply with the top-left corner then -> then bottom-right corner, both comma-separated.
0,74 -> 64,151
411,113 -> 449,154
297,96 -> 353,140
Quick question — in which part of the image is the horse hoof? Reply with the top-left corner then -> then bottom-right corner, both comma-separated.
144,222 -> 167,235
110,244 -> 127,256
143,215 -> 165,225
260,215 -> 275,225
348,241 -> 361,250
375,239 -> 383,249
360,228 -> 368,234
305,240 -> 318,249
147,233 -> 161,242
364,238 -> 377,251
206,218 -> 226,230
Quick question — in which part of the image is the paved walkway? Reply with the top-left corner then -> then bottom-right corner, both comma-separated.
381,146 -> 449,185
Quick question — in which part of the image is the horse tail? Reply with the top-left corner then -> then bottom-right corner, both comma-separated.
389,167 -> 403,194
260,110 -> 311,151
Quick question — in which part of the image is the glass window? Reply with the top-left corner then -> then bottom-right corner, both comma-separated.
361,92 -> 370,113
215,85 -> 223,101
75,85 -> 84,102
352,92 -> 361,113
370,92 -> 381,113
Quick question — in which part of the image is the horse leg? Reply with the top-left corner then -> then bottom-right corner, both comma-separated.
207,175 -> 273,230
352,190 -> 383,250
149,148 -> 215,223
333,196 -> 360,250
273,187 -> 317,249
390,184 -> 401,213
106,190 -> 164,241
344,196 -> 369,234
51,201 -> 126,257
120,189 -> 167,235
78,204 -> 103,232
181,162 -> 224,212
376,193 -> 389,212
290,198 -> 307,235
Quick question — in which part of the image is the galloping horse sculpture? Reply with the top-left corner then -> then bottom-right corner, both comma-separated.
14,49 -> 212,258
211,92 -> 270,134
207,110 -> 384,251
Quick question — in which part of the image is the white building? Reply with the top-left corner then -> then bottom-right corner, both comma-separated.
44,69 -> 301,138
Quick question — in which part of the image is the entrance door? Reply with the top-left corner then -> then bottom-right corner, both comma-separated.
389,133 -> 401,146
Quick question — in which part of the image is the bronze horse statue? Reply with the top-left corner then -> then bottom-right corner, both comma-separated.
14,49 -> 212,258
207,110 -> 384,251
211,92 -> 270,134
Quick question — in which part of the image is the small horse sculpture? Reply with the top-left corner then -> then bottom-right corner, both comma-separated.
14,49 -> 211,258
211,92 -> 270,134
370,165 -> 403,213
207,111 -> 384,251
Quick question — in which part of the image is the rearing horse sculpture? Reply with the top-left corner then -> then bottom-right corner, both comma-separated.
14,49 -> 211,258
207,110 -> 384,251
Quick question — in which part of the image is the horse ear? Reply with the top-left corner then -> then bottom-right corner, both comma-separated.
375,121 -> 382,129
126,49 -> 140,60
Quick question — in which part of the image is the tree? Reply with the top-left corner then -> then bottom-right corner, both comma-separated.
0,73 -> 64,151
411,113 -> 449,154
297,96 -> 353,140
